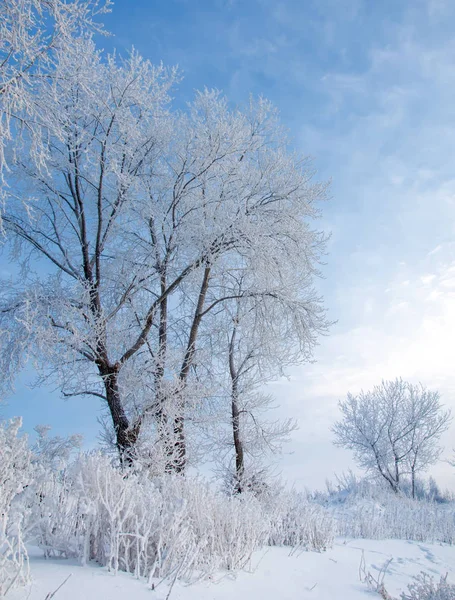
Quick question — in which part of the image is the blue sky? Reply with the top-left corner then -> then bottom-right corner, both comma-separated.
3,0 -> 455,489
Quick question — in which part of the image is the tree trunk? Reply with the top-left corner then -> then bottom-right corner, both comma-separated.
172,414 -> 186,473
166,265 -> 211,474
155,268 -> 170,466
228,322 -> 244,493
393,455 -> 400,494
231,385 -> 244,493
100,363 -> 139,466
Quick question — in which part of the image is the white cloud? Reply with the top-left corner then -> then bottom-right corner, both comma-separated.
421,274 -> 436,285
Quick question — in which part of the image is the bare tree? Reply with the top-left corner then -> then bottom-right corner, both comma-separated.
0,39 -> 329,472
332,379 -> 451,496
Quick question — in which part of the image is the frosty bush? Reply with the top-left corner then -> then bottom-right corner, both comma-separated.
324,477 -> 455,544
401,572 -> 455,600
267,489 -> 335,551
66,455 -> 270,577
4,446 -> 332,585
48,456 -> 333,577
335,495 -> 455,543
4,417 -> 455,599
0,418 -> 33,596
0,417 -> 336,594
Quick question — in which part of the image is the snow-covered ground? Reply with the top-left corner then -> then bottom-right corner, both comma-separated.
11,539 -> 455,600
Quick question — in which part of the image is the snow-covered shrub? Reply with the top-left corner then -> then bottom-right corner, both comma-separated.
1,418 -> 336,590
332,489 -> 455,543
18,427 -> 85,560
26,453 -> 270,580
266,489 -> 335,551
325,470 -> 376,502
19,452 -> 334,581
161,479 -> 268,574
32,425 -> 82,470
401,572 -> 455,600
0,418 -> 33,596
318,475 -> 455,544
25,467 -> 84,559
325,471 -> 454,505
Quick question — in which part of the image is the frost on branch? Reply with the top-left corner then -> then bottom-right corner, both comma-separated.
198,287 -> 301,494
33,424 -> 82,470
0,36 -> 329,473
0,418 -> 32,596
400,572 -> 455,600
332,379 -> 451,496
0,0 -> 111,201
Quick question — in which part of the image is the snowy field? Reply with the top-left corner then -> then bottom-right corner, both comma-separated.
2,423 -> 455,600
11,539 -> 455,600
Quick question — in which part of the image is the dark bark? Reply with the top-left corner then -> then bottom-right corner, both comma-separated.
228,324 -> 244,493
394,456 -> 400,493
371,442 -> 399,494
156,270 -> 173,467
171,414 -> 186,474
167,265 -> 211,473
98,362 -> 139,466
231,385 -> 244,493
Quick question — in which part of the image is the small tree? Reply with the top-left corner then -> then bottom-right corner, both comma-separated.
332,379 -> 451,496
203,282 -> 304,493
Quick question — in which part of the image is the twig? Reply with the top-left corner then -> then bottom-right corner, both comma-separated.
359,550 -> 393,599
165,568 -> 180,600
44,574 -> 72,600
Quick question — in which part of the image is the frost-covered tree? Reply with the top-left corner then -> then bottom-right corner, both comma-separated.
202,275 -> 314,493
332,379 -> 451,496
0,39 -> 329,472
0,0 -> 110,197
